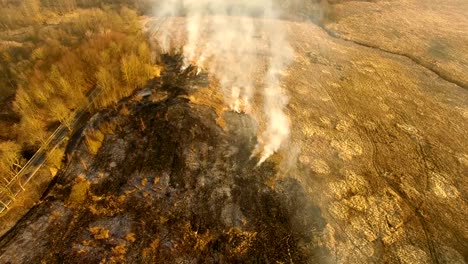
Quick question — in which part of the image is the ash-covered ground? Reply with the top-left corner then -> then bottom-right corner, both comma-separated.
0,55 -> 330,263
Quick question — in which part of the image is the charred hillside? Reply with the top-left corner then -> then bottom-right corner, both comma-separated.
0,55 -> 329,263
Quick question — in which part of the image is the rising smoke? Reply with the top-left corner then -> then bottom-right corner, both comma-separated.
152,0 -> 293,165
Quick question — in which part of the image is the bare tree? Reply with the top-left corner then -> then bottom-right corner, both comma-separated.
0,141 -> 24,191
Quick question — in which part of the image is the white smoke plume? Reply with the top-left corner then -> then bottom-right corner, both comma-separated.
151,0 -> 293,165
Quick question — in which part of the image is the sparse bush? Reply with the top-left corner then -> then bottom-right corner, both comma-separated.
0,141 -> 23,185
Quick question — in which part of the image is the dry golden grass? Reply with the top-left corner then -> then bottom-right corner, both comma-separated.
98,120 -> 118,135
85,129 -> 105,155
89,226 -> 110,240
186,84 -> 227,129
142,238 -> 160,258
67,175 -> 90,206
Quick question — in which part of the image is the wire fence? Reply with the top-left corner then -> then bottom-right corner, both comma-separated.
0,87 -> 103,214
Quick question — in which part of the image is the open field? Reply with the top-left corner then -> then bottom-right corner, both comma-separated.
0,0 -> 467,263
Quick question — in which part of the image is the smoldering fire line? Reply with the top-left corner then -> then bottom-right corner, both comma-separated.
151,0 -> 293,165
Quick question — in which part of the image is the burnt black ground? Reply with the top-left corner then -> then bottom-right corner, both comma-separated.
0,55 -> 329,263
